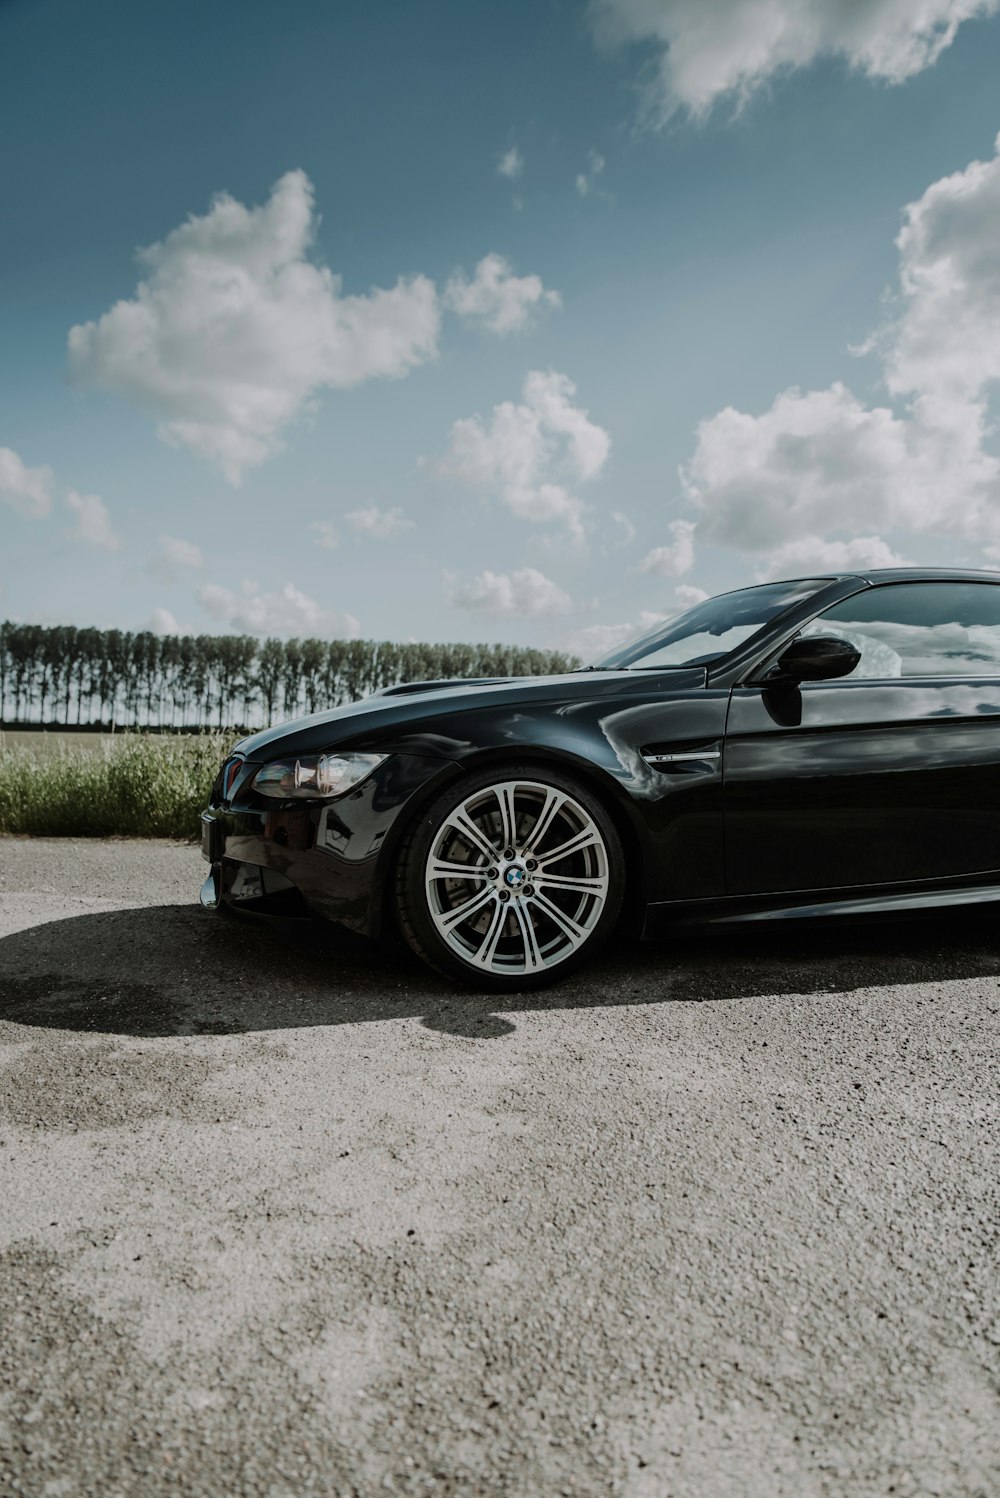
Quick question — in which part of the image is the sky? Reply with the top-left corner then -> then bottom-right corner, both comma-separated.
4,0 -> 1000,659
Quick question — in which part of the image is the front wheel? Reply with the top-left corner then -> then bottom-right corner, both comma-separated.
395,765 -> 625,991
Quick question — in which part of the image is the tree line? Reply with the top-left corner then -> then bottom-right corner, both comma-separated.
0,621 -> 582,730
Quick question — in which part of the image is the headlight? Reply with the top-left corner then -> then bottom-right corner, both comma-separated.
252,752 -> 388,800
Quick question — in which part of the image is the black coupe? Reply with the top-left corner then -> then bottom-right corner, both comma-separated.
201,568 -> 1000,989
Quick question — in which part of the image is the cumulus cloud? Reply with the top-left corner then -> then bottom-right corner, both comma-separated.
344,504 -> 415,539
497,147 -> 524,180
450,566 -> 574,617
559,609 -> 668,661
684,134 -> 1000,570
576,150 -> 606,197
150,533 -> 204,580
68,171 -> 441,484
0,447 -> 53,518
755,535 -> 911,581
309,521 -> 340,550
885,135 -> 1000,411
65,490 -> 122,552
589,0 -> 999,120
611,510 -> 636,544
561,621 -> 635,660
444,254 -> 561,335
438,370 -> 610,543
197,578 -> 360,638
637,519 -> 696,576
686,384 -> 916,548
149,607 -> 180,635
673,584 -> 709,608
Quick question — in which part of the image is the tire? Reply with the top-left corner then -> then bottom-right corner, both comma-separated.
395,763 -> 625,991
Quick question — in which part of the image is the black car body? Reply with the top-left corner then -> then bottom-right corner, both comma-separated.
201,568 -> 1000,988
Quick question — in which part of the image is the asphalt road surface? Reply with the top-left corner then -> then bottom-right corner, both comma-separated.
1,837 -> 998,1498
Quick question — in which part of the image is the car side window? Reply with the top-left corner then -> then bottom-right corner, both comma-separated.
800,581 -> 1000,679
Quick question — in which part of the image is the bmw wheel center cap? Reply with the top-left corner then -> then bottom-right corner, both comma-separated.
505,865 -> 527,889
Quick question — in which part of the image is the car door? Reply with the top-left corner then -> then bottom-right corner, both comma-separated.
723,580 -> 1000,896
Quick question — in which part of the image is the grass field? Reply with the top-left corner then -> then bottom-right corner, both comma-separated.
0,734 -> 230,838
0,730 -> 228,754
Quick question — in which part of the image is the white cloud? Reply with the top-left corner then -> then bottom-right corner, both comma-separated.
197,579 -> 360,638
756,535 -> 911,581
450,566 -> 574,617
685,384 -> 915,549
576,150 -> 606,197
558,609 -> 670,661
437,370 -> 609,544
344,504 -> 415,539
589,0 -> 999,120
886,134 -> 1000,409
0,447 -> 53,518
309,520 -> 340,550
497,147 -> 524,180
611,510 -> 636,544
560,621 -> 635,660
673,584 -> 709,608
149,607 -> 179,635
150,533 -> 204,580
68,170 -> 441,484
65,490 -> 122,552
444,254 -> 561,336
637,519 -> 696,576
684,135 -> 1000,567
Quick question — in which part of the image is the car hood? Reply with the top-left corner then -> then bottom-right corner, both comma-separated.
233,667 -> 708,760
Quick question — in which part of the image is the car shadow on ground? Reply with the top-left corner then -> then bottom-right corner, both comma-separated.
2,901 -> 999,1039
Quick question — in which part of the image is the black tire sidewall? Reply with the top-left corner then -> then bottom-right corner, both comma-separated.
397,763 -> 625,991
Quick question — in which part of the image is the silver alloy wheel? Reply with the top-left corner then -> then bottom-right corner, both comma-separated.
424,779 -> 611,976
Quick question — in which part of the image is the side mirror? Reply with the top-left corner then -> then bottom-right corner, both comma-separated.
769,635 -> 861,683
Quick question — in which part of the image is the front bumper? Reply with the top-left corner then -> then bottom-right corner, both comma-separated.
199,752 -> 458,938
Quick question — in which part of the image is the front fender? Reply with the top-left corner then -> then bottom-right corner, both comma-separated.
361,691 -> 729,904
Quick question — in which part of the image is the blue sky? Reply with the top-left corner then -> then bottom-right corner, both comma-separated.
3,0 -> 1000,656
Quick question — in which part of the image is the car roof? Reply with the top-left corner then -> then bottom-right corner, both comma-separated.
777,567 -> 1000,587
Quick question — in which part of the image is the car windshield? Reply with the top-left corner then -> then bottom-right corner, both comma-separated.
591,578 -> 830,670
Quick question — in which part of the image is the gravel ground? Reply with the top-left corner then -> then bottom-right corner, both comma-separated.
0,836 -> 998,1498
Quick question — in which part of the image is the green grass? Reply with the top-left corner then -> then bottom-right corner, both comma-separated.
0,735 -> 231,838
